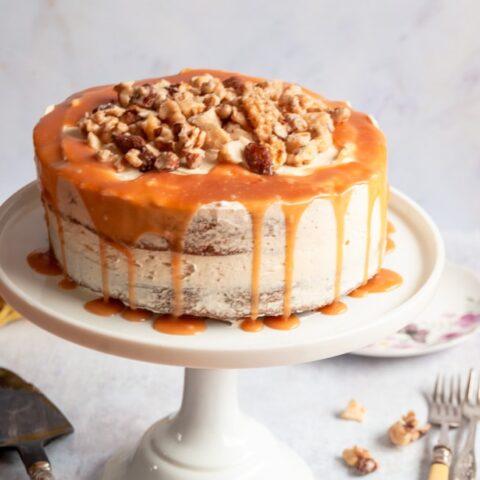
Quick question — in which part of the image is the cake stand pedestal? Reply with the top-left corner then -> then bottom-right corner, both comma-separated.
103,368 -> 313,480
0,183 -> 444,480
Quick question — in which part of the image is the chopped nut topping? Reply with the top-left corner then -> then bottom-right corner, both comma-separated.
388,411 -> 431,446
342,446 -> 379,475
78,73 -> 352,174
112,133 -> 145,153
330,105 -> 351,124
340,399 -> 367,422
155,151 -> 180,171
244,143 -> 274,175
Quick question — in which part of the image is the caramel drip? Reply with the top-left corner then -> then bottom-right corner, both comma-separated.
171,246 -> 185,318
387,221 -> 395,234
386,237 -> 396,254
53,209 -> 68,276
84,297 -> 124,316
122,308 -> 153,322
58,277 -> 77,290
98,239 -> 109,301
27,249 -> 62,276
282,203 -> 310,319
349,268 -> 403,297
332,191 -> 353,299
377,183 -> 389,267
153,315 -> 206,335
249,206 -> 267,320
240,318 -> 264,332
125,248 -> 137,309
363,177 -> 382,283
264,314 -> 300,331
319,300 -> 348,315
106,241 -> 137,309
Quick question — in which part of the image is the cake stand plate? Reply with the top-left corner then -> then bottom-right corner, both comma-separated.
0,182 -> 444,480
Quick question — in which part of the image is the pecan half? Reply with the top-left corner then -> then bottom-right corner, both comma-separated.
244,143 -> 274,175
138,147 -> 157,172
112,134 -> 146,153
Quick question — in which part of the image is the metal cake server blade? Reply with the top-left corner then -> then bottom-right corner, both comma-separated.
0,368 -> 73,479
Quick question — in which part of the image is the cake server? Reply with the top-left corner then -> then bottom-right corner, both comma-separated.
427,374 -> 462,480
0,368 -> 73,480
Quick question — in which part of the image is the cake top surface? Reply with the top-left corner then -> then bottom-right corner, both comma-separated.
34,69 -> 387,245
76,73 -> 352,176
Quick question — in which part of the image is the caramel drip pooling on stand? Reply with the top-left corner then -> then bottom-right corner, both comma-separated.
349,268 -> 403,297
319,300 -> 348,315
240,318 -> 264,332
58,277 -> 77,290
27,250 -> 62,276
153,315 -> 207,335
264,314 -> 300,330
84,297 -> 124,316
122,308 -> 153,322
33,69 -> 388,330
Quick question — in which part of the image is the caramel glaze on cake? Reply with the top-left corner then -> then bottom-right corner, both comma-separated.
33,69 -> 389,321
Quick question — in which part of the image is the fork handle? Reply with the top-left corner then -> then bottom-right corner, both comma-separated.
428,446 -> 452,480
452,419 -> 477,480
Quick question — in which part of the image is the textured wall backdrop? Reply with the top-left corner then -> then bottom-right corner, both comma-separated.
1,0 -> 479,237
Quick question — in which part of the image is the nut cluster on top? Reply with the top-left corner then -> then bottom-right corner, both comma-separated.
77,74 -> 351,175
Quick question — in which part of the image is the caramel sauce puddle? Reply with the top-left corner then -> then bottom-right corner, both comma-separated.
349,268 -> 403,298
153,315 -> 207,335
27,249 -> 62,276
84,297 -> 125,316
122,308 -> 153,322
319,300 -> 348,315
58,277 -> 78,290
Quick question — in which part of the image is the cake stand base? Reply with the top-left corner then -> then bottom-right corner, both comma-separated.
101,369 -> 313,480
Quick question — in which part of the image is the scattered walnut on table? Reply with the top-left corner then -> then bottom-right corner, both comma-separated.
342,446 -> 379,475
340,399 -> 367,422
388,411 -> 431,446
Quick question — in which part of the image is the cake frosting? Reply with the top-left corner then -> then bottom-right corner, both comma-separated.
33,69 -> 388,320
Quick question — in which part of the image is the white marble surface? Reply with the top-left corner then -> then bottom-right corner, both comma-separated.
0,0 -> 479,478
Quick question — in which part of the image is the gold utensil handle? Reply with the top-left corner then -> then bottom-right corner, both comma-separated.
28,461 -> 54,480
428,463 -> 449,480
428,446 -> 452,480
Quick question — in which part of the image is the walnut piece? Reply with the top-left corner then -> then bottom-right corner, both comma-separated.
340,399 -> 367,422
342,446 -> 378,475
388,411 -> 431,446
78,73 -> 352,174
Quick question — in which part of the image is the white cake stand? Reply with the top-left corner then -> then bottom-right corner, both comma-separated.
0,182 -> 444,480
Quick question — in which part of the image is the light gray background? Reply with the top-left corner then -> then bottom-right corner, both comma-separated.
0,1 -> 479,478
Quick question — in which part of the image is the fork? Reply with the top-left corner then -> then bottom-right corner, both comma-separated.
427,374 -> 463,480
452,369 -> 480,480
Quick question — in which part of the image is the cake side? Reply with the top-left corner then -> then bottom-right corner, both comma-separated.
44,182 -> 383,318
